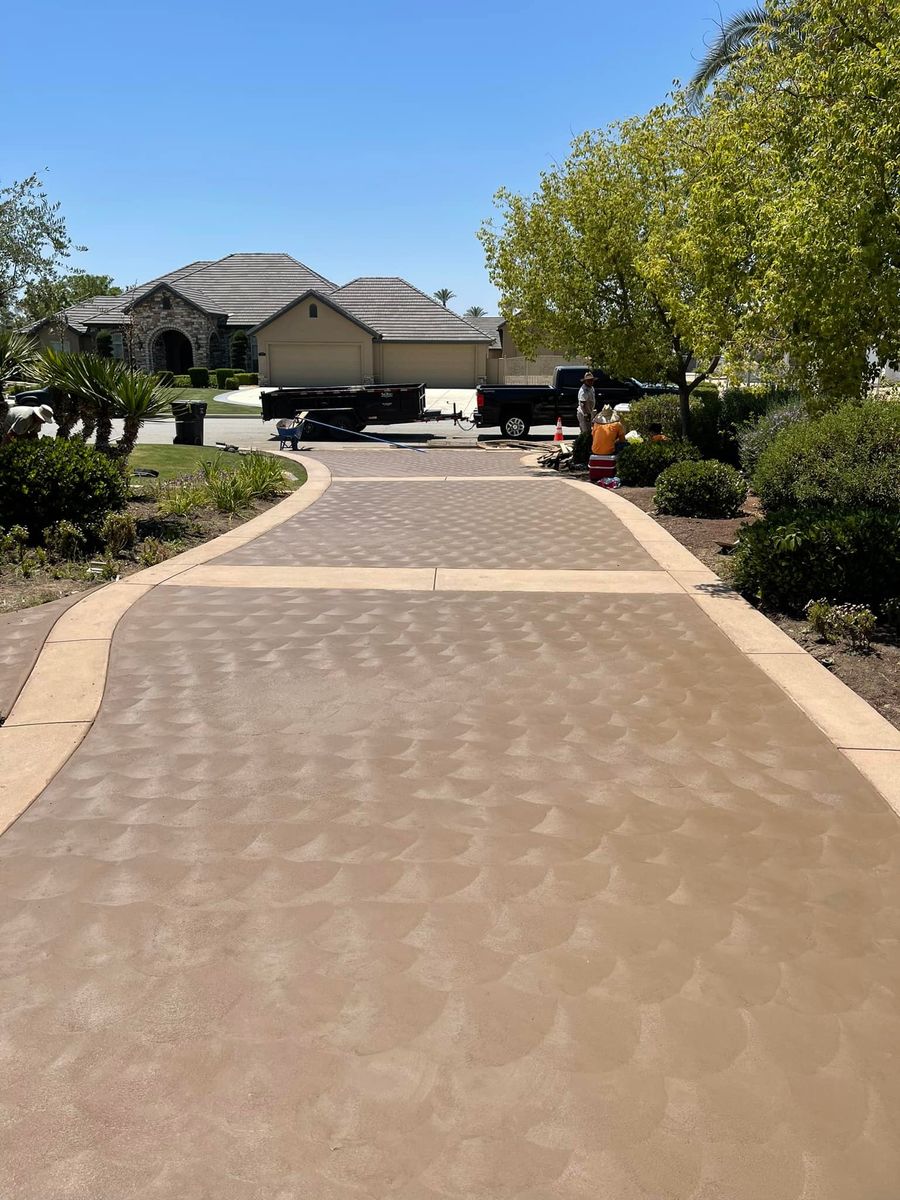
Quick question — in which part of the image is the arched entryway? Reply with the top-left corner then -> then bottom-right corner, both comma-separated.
151,329 -> 194,373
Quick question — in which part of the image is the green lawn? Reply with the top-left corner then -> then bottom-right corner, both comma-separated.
129,444 -> 307,487
163,387 -> 261,417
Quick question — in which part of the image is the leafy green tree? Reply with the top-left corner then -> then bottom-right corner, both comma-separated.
696,0 -> 900,402
22,272 -> 122,322
434,288 -> 456,307
480,100 -> 739,435
465,305 -> 487,317
0,174 -> 85,324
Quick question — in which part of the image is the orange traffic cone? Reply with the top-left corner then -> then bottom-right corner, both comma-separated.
554,417 -> 564,443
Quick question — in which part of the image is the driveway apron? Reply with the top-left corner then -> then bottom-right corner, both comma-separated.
1,449 -> 899,1199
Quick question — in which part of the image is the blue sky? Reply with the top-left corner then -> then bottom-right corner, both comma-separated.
5,0 -> 736,313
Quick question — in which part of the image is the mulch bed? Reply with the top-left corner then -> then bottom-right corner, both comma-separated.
618,485 -> 900,731
0,492 -> 287,616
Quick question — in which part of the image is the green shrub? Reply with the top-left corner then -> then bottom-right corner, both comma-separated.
229,330 -> 249,370
156,480 -> 209,517
754,401 -> 900,513
234,371 -> 258,386
0,524 -> 29,563
617,439 -> 700,486
172,374 -> 191,387
655,460 -> 748,518
101,511 -> 137,555
737,401 -> 807,475
137,537 -> 170,567
0,438 -> 127,540
214,368 -> 232,389
236,452 -> 288,499
43,520 -> 86,560
205,471 -> 252,514
155,370 -> 175,387
805,598 -> 876,650
627,394 -> 682,439
224,376 -> 240,391
731,509 -> 900,611
187,367 -> 209,387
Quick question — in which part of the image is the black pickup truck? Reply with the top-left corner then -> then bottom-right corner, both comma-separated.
474,366 -> 677,438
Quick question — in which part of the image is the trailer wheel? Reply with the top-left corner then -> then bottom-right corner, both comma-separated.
500,411 -> 530,439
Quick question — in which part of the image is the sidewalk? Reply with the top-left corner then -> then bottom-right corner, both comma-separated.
1,448 -> 899,1199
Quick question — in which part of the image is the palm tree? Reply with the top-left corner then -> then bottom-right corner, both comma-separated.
465,305 -> 487,317
434,288 -> 456,307
0,329 -> 38,404
687,5 -> 769,102
112,371 -> 172,459
39,352 -> 124,450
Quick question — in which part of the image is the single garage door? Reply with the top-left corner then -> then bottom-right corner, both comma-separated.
268,343 -> 363,386
382,344 -> 477,387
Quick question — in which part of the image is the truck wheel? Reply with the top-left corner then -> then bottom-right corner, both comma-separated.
501,412 -> 530,438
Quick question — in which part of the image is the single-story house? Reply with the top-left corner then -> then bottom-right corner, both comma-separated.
29,253 -> 497,388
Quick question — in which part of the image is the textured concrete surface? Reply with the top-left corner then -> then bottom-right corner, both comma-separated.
220,480 -> 657,571
2,452 -> 900,1200
0,595 -> 84,721
305,448 -> 538,478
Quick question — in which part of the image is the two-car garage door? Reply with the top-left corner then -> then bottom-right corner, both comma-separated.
268,343 -> 363,386
382,344 -> 476,387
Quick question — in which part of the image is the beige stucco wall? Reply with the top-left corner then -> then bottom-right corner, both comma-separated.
32,324 -> 85,354
381,343 -> 487,387
256,300 -> 373,385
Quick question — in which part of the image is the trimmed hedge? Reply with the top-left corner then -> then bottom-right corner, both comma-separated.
754,400 -> 900,513
235,371 -> 258,385
616,439 -> 700,486
229,330 -> 249,370
224,376 -> 240,390
737,401 -> 806,475
655,459 -> 748,518
214,368 -> 232,388
0,438 -> 127,540
188,367 -> 209,387
731,509 -> 900,612
172,374 -> 191,387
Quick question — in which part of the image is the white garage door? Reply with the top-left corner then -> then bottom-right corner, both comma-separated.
268,343 -> 363,386
382,344 -> 476,387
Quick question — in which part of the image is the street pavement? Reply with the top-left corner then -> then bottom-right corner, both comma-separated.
2,448 -> 899,1198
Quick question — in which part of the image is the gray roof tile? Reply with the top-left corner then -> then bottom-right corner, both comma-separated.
462,315 -> 502,348
332,278 -> 493,342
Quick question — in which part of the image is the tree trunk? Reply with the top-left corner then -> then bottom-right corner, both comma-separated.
116,417 -> 140,460
678,382 -> 692,440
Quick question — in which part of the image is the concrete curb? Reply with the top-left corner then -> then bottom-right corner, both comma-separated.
0,454 -> 332,836
568,478 -> 900,819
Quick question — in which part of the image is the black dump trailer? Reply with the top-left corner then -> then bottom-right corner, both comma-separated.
260,383 -> 429,433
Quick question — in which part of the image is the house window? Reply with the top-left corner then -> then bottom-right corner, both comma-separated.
161,294 -> 172,310
309,303 -> 318,318
111,333 -> 124,359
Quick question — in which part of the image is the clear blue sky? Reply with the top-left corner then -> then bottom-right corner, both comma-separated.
5,0 -> 736,313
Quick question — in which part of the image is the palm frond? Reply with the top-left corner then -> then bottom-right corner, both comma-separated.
688,5 -> 770,102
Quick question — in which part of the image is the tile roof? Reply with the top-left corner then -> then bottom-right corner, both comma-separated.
331,278 -> 493,343
462,315 -> 502,349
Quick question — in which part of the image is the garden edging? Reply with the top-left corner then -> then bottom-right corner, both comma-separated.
0,453 -> 332,836
566,477 -> 900,821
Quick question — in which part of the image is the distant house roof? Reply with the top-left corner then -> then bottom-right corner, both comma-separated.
462,315 -> 502,349
332,278 -> 493,343
30,256 -> 491,344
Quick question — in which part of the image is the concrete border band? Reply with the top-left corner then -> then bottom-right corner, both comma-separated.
0,454 -> 332,836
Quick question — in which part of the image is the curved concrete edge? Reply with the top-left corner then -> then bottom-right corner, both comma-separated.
0,454 -> 332,837
567,478 -> 900,820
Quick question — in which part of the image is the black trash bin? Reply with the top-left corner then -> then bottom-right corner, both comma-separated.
172,400 -> 207,446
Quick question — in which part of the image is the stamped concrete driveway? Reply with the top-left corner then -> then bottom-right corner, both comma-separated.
1,449 -> 899,1199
